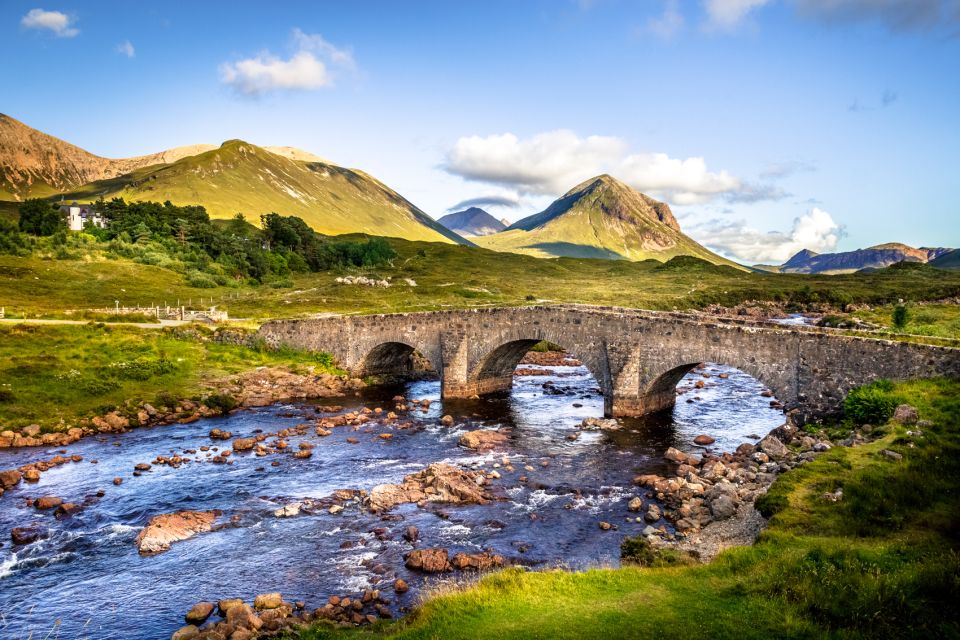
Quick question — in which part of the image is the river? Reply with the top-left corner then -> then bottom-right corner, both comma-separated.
0,361 -> 784,639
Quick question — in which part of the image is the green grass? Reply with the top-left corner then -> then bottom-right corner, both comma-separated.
3,236 -> 960,326
0,323 -> 342,431
853,303 -> 960,340
294,378 -> 960,639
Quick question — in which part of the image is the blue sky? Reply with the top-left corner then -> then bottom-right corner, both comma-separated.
3,0 -> 959,263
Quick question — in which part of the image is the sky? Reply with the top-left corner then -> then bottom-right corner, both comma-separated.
3,0 -> 959,264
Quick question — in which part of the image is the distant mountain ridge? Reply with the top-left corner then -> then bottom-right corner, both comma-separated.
437,207 -> 507,237
0,114 -> 469,245
779,243 -> 951,274
474,174 -> 739,266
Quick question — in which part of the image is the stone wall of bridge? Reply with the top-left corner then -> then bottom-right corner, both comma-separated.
258,306 -> 960,422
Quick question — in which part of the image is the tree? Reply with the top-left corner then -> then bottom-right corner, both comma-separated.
18,199 -> 65,236
892,304 -> 909,330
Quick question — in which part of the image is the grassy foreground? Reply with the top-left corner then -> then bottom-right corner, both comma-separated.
0,323 -> 341,431
296,378 -> 960,639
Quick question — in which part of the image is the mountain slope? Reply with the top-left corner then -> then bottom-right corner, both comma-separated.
780,243 -> 950,274
473,174 -> 739,266
437,207 -> 507,237
1,115 -> 469,244
58,140 -> 468,244
930,249 -> 960,270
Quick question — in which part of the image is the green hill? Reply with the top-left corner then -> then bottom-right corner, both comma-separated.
474,174 -> 741,267
58,140 -> 468,244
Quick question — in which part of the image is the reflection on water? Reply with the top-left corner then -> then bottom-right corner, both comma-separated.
0,363 -> 783,639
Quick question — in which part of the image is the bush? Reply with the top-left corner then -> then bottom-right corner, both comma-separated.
204,393 -> 237,413
844,380 -> 899,425
186,271 -> 218,288
620,535 -> 694,567
893,304 -> 909,330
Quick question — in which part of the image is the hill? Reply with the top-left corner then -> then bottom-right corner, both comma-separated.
473,174 -> 739,266
437,207 -> 507,237
930,249 -> 960,270
1,115 -> 469,245
780,243 -> 950,274
57,140 -> 468,244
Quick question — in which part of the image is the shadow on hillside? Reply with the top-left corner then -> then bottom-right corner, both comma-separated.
525,242 -> 625,260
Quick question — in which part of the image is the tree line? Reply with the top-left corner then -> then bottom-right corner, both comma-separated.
3,198 -> 396,284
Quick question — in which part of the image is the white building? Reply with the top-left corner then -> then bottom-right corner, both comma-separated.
60,203 -> 106,231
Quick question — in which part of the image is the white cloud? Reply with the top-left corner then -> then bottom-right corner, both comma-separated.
292,28 -> 354,67
690,207 -> 842,263
220,29 -> 352,97
443,129 -> 761,205
116,40 -> 135,58
21,8 -> 78,37
704,0 -> 772,29
795,0 -> 960,32
647,0 -> 685,38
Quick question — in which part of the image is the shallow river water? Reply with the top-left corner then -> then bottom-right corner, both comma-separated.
0,362 -> 784,639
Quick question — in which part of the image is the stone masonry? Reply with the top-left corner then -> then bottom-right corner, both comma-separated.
258,305 -> 960,422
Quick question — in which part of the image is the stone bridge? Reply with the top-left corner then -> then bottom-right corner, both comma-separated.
258,305 -> 960,422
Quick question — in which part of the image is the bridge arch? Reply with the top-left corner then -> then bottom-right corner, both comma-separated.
467,335 -> 609,401
357,341 -> 435,377
637,360 -> 782,416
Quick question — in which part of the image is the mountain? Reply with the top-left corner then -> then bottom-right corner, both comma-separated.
779,243 -> 951,274
0,115 -> 468,244
437,207 -> 507,237
930,249 -> 960,270
473,174 -> 739,266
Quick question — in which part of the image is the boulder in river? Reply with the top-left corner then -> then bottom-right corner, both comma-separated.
184,602 -> 214,625
450,551 -> 505,571
0,469 -> 22,490
405,548 -> 452,573
134,510 -> 221,554
33,496 -> 63,510
232,437 -> 255,451
693,434 -> 716,445
254,592 -> 283,610
11,526 -> 45,545
459,429 -> 509,450
367,463 -> 492,512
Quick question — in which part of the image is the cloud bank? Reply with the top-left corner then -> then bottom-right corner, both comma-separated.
21,8 -> 78,37
220,29 -> 353,96
690,207 -> 842,263
443,129 -> 783,206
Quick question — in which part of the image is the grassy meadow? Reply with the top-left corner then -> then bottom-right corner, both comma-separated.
2,232 -> 959,328
0,323 -> 341,431
294,378 -> 960,640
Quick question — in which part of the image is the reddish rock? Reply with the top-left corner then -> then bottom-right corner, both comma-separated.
693,435 -> 716,446
185,602 -> 215,625
458,430 -> 509,451
393,578 -> 409,593
134,510 -> 220,554
232,438 -> 255,451
34,496 -> 63,509
368,463 -> 492,512
11,526 -> 44,545
405,548 -> 452,573
450,551 -> 505,571
0,469 -> 21,489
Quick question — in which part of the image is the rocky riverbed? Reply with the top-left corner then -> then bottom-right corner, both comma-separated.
0,361 -> 787,639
